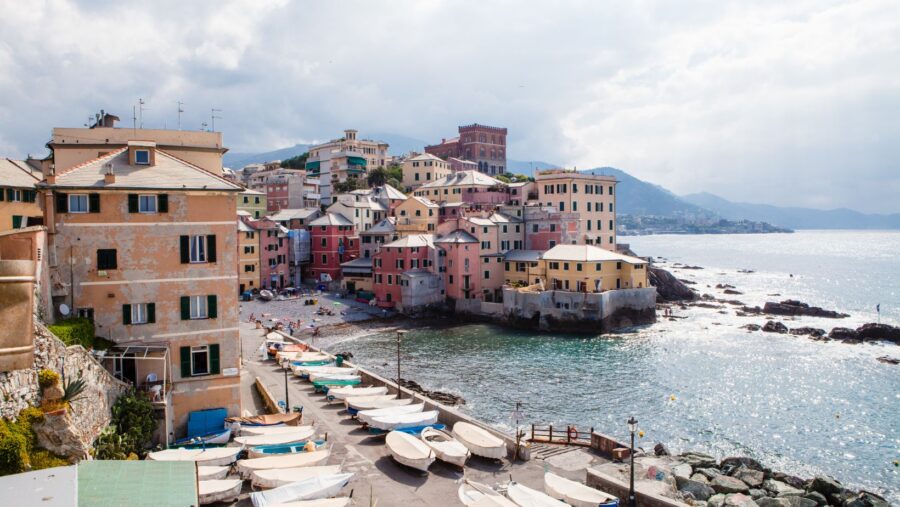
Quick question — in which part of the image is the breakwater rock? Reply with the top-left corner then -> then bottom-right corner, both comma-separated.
763,300 -> 849,319
827,323 -> 900,344
649,266 -> 697,301
398,378 -> 465,406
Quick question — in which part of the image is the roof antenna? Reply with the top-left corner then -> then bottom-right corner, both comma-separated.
138,98 -> 146,129
211,108 -> 222,132
132,105 -> 137,132
177,101 -> 185,130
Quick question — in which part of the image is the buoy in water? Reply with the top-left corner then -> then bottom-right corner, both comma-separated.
639,430 -> 645,438
670,394 -> 676,401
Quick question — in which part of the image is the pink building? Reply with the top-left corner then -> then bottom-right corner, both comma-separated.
448,157 -> 478,173
308,213 -> 358,283
372,235 -> 436,307
243,217 -> 290,290
435,229 -> 481,301
425,124 -> 508,176
523,205 -> 580,250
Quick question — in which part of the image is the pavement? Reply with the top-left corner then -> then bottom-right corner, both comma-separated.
231,320 -> 611,506
239,291 -> 397,335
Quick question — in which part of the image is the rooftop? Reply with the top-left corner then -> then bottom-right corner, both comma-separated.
504,249 -> 543,262
542,244 -> 646,264
535,169 -> 617,183
366,217 -> 397,234
309,212 -> 354,227
435,229 -> 478,244
78,460 -> 198,507
382,234 -> 435,249
269,208 -> 321,221
418,170 -> 504,190
0,158 -> 41,188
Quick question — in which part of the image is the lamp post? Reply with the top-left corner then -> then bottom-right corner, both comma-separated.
396,330 -> 406,399
627,416 -> 638,507
283,365 -> 290,413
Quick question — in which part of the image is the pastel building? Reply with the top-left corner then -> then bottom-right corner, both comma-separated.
237,219 -> 260,294
237,189 -> 267,219
522,205 -> 581,250
372,234 -> 437,308
359,217 -> 398,259
308,213 -> 358,283
251,217 -> 289,290
536,244 -> 648,292
434,230 -> 480,301
401,153 -> 451,191
502,250 -> 545,286
268,208 -> 323,230
394,196 -> 439,235
305,129 -> 389,204
535,169 -> 617,249
425,123 -> 508,175
0,159 -> 43,232
413,171 -> 508,206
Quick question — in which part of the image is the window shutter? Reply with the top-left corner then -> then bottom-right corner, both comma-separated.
55,193 -> 68,213
0,189 -> 4,201
127,194 -> 139,213
207,295 -> 217,319
180,296 -> 190,320
206,235 -> 217,263
122,304 -> 131,325
5,189 -> 12,201
179,236 -> 190,263
209,344 -> 220,374
88,193 -> 100,213
180,346 -> 191,378
147,303 -> 155,324
158,194 -> 168,212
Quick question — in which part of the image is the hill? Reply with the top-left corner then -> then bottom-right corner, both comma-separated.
224,143 -> 311,168
507,159 -> 557,176
580,167 -> 713,218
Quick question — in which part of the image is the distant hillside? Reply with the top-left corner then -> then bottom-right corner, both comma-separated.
580,167 -> 713,218
224,144 -> 311,168
507,159 -> 557,176
683,192 -> 900,230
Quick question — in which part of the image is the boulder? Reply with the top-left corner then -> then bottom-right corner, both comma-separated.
841,491 -> 890,507
42,384 -> 65,402
709,494 -> 727,507
789,327 -> 826,338
650,266 -> 698,301
763,300 -> 849,319
696,468 -> 724,480
828,327 -> 858,341
742,324 -> 762,332
772,474 -> 807,490
724,289 -> 744,295
855,323 -> 900,344
681,452 -> 718,468
762,321 -> 789,334
733,469 -> 765,488
764,480 -> 804,497
692,474 -> 711,484
725,493 -> 759,507
655,442 -> 671,456
876,355 -> 899,365
721,457 -> 765,472
672,463 -> 693,480
809,476 -> 843,498
679,478 -> 717,501
712,475 -> 750,494
802,492 -> 828,506
783,497 -> 817,507
757,498 -> 792,507
748,489 -> 767,500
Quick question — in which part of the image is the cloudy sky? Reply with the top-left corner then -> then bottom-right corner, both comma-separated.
1,0 -> 898,213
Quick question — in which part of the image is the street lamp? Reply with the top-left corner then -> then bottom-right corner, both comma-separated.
627,416 -> 638,507
396,330 -> 407,399
283,365 -> 290,413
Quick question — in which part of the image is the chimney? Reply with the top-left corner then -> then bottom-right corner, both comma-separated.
103,163 -> 115,184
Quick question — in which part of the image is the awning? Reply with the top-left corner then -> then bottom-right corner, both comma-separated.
347,156 -> 367,166
305,160 -> 320,170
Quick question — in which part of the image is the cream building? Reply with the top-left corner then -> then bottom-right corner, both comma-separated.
402,153 -> 451,191
305,129 -> 389,204
238,189 -> 267,219
238,220 -> 260,294
0,159 -> 43,232
536,244 -> 647,292
535,169 -> 617,249
395,196 -> 439,235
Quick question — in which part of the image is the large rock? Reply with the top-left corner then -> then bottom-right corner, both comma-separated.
655,442 -> 671,456
809,476 -> 844,498
712,475 -> 750,494
721,457 -> 765,472
692,474 -> 711,484
789,327 -> 826,338
650,266 -> 698,301
772,474 -> 807,490
748,489 -> 767,500
696,468 -> 724,480
725,493 -> 759,507
763,300 -> 849,319
841,491 -> 890,507
828,327 -> 858,341
709,494 -> 727,507
764,480 -> 804,497
672,463 -> 694,480
762,321 -> 789,334
681,452 -> 718,468
783,497 -> 817,507
757,498 -> 792,507
802,492 -> 828,506
679,478 -> 717,501
855,323 -> 900,343
733,469 -> 765,488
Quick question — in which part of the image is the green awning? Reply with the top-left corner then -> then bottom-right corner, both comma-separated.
305,160 -> 320,170
347,156 -> 367,166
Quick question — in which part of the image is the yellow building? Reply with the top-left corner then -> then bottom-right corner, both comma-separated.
0,159 -> 43,232
505,244 -> 648,292
503,250 -> 545,286
394,196 -> 439,235
238,189 -> 267,219
535,169 -> 617,249
413,170 -> 506,205
238,219 -> 260,294
402,153 -> 451,191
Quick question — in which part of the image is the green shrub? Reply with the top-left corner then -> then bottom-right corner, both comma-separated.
29,449 -> 68,470
61,377 -> 87,404
94,427 -> 130,460
47,318 -> 95,348
94,389 -> 157,459
0,407 -> 47,475
37,370 -> 59,389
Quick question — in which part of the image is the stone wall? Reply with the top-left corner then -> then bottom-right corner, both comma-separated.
587,468 -> 690,507
498,287 -> 657,333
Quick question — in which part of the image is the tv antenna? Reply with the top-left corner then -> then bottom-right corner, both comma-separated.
201,121 -> 208,131
138,98 -> 147,129
211,108 -> 222,132
177,101 -> 185,130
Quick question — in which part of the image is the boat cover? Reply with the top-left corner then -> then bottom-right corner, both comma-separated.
226,412 -> 301,426
452,422 -> 506,459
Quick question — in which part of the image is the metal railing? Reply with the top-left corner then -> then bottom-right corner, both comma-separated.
529,424 -> 594,446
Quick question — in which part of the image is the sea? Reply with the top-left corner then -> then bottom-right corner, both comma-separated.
329,230 -> 900,501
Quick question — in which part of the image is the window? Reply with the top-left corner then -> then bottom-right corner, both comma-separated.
321,254 -> 327,264
138,194 -> 157,213
244,264 -> 255,272
321,238 -> 327,247
135,149 -> 150,165
190,345 -> 210,375
550,224 -> 556,232
617,262 -> 622,270
190,235 -> 207,263
596,263 -> 602,271
131,303 -> 149,324
550,262 -> 559,270
97,249 -> 117,270
122,302 -> 154,325
576,263 -> 583,271
189,295 -> 208,319
484,270 -> 490,279
244,245 -> 254,254
69,194 -> 89,213
564,263 -> 570,271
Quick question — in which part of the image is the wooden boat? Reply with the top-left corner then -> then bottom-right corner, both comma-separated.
368,423 -> 445,436
325,386 -> 387,402
458,479 -> 518,507
147,447 -> 242,467
259,289 -> 275,301
227,412 -> 301,427
236,450 -> 331,478
453,421 -> 506,460
386,431 -> 435,472
506,481 -> 569,507
174,427 -> 231,447
312,378 -> 361,390
369,410 -> 438,431
357,403 -> 425,426
292,365 -> 357,378
248,439 -> 326,459
249,473 -> 353,507
199,479 -> 243,505
261,499 -> 350,507
345,395 -> 412,413
275,345 -> 310,363
250,465 -> 342,489
543,472 -> 618,507
197,465 -> 229,481
420,427 -> 470,468
291,359 -> 333,368
234,426 -> 315,447
308,372 -> 361,383
241,425 -> 307,437
288,352 -> 332,364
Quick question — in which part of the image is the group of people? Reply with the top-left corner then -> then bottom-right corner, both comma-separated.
247,313 -> 319,337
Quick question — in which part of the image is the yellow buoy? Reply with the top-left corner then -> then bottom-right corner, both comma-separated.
670,395 -> 676,401
639,430 -> 645,438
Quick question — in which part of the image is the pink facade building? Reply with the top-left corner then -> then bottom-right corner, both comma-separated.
308,213 -> 358,283
425,124 -> 508,176
245,217 -> 290,290
435,230 -> 481,302
372,235 -> 436,307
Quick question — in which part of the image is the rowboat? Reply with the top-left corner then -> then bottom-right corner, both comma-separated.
453,421 -> 506,460
368,423 -> 446,436
259,289 -> 275,301
234,427 -> 315,447
227,412 -> 301,427
369,410 -> 438,431
325,386 -> 388,402
345,395 -> 413,413
292,365 -> 358,378
262,499 -> 350,507
506,481 -> 569,507
147,447 -> 242,467
287,352 -> 332,365
197,465 -> 229,480
249,473 -> 353,507
420,427 -> 470,468
199,479 -> 242,505
458,479 -> 518,507
248,439 -> 327,459
240,425 -> 305,436
174,427 -> 231,447
543,472 -> 618,507
312,378 -> 361,390
250,465 -> 342,489
357,403 -> 425,426
308,372 -> 361,383
291,359 -> 333,367
386,431 -> 435,472
236,450 -> 331,478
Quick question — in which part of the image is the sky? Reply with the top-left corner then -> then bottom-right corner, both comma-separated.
1,0 -> 898,214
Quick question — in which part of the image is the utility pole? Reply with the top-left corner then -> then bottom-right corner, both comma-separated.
211,108 -> 222,132
177,101 -> 184,130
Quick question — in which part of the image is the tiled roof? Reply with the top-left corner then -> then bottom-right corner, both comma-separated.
269,208 -> 321,221
489,212 -> 521,223
417,170 -> 503,189
504,249 -> 543,262
542,244 -> 647,264
434,229 -> 478,244
309,212 -> 354,227
0,159 -> 41,188
237,220 -> 254,232
382,234 -> 435,248
366,217 -> 397,234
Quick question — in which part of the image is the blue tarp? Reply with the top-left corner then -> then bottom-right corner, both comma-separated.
186,408 -> 227,438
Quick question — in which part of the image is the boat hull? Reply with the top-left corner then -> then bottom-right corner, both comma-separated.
248,440 -> 326,459
197,466 -> 229,481
249,473 -> 353,507
386,431 -> 435,473
249,465 -> 342,489
544,472 -> 618,507
421,427 -> 470,468
453,421 -> 507,460
199,479 -> 242,505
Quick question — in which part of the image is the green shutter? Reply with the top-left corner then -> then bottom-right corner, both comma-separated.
11,216 -> 22,229
147,303 -> 155,324
55,193 -> 67,213
0,188 -> 4,201
179,236 -> 190,263
5,189 -> 12,201
88,193 -> 100,213
209,344 -> 220,374
180,346 -> 191,378
128,194 -> 139,213
207,295 -> 217,319
122,304 -> 131,325
180,296 -> 190,320
158,194 -> 168,212
206,235 -> 216,263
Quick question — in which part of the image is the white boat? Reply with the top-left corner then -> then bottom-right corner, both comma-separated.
345,395 -> 413,411
458,480 -> 519,507
420,427 -> 470,468
292,365 -> 357,377
264,500 -> 350,507
147,447 -> 242,466
234,427 -> 315,447
326,385 -> 388,402
308,372 -> 361,383
250,465 -> 342,489
197,465 -> 229,480
241,425 -> 305,437
369,410 -> 438,431
249,473 -> 353,507
259,289 -> 275,301
357,403 -> 425,426
386,431 -> 435,472
236,450 -> 331,478
507,481 -> 569,507
452,421 -> 507,460
543,472 -> 618,507
199,479 -> 243,505
288,352 -> 332,364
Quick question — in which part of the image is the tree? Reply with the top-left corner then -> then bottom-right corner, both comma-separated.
495,174 -> 512,183
367,167 -> 389,187
281,152 -> 309,169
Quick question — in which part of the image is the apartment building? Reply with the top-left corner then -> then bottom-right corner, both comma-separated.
448,157 -> 478,173
249,217 -> 289,290
40,134 -> 242,436
238,220 -> 260,293
502,250 -> 545,286
535,169 -> 617,249
237,189 -> 267,219
522,205 -> 581,250
327,196 -> 386,233
268,208 -> 322,230
434,230 -> 480,302
538,244 -> 648,291
359,217 -> 397,259
0,159 -> 43,232
372,234 -> 437,308
305,129 -> 389,204
394,196 -> 439,235
425,123 -> 508,175
401,153 -> 451,191
413,170 -> 507,206
308,213 -> 358,283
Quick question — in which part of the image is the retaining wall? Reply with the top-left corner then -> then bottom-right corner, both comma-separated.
501,287 -> 657,333
254,376 -> 282,414
587,468 -> 689,507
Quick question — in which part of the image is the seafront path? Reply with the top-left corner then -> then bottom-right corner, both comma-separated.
236,320 -> 606,506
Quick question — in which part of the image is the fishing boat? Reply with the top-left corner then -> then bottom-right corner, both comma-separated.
369,410 -> 438,431
345,394 -> 413,413
420,427 -> 470,468
308,372 -> 361,383
325,385 -> 388,402
357,403 -> 425,426
458,479 -> 519,507
227,412 -> 301,427
543,472 -> 618,507
506,481 -> 569,507
147,447 -> 242,467
386,431 -> 435,472
235,450 -> 331,478
173,427 -> 231,447
197,465 -> 229,481
248,439 -> 326,459
259,289 -> 275,301
249,473 -> 353,507
275,345 -> 310,363
312,378 -> 362,391
292,365 -> 357,379
240,424 -> 307,437
369,423 -> 446,436
234,426 -> 315,447
288,352 -> 332,364
452,421 -> 507,460
249,465 -> 342,489
199,479 -> 243,505
261,499 -> 350,507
